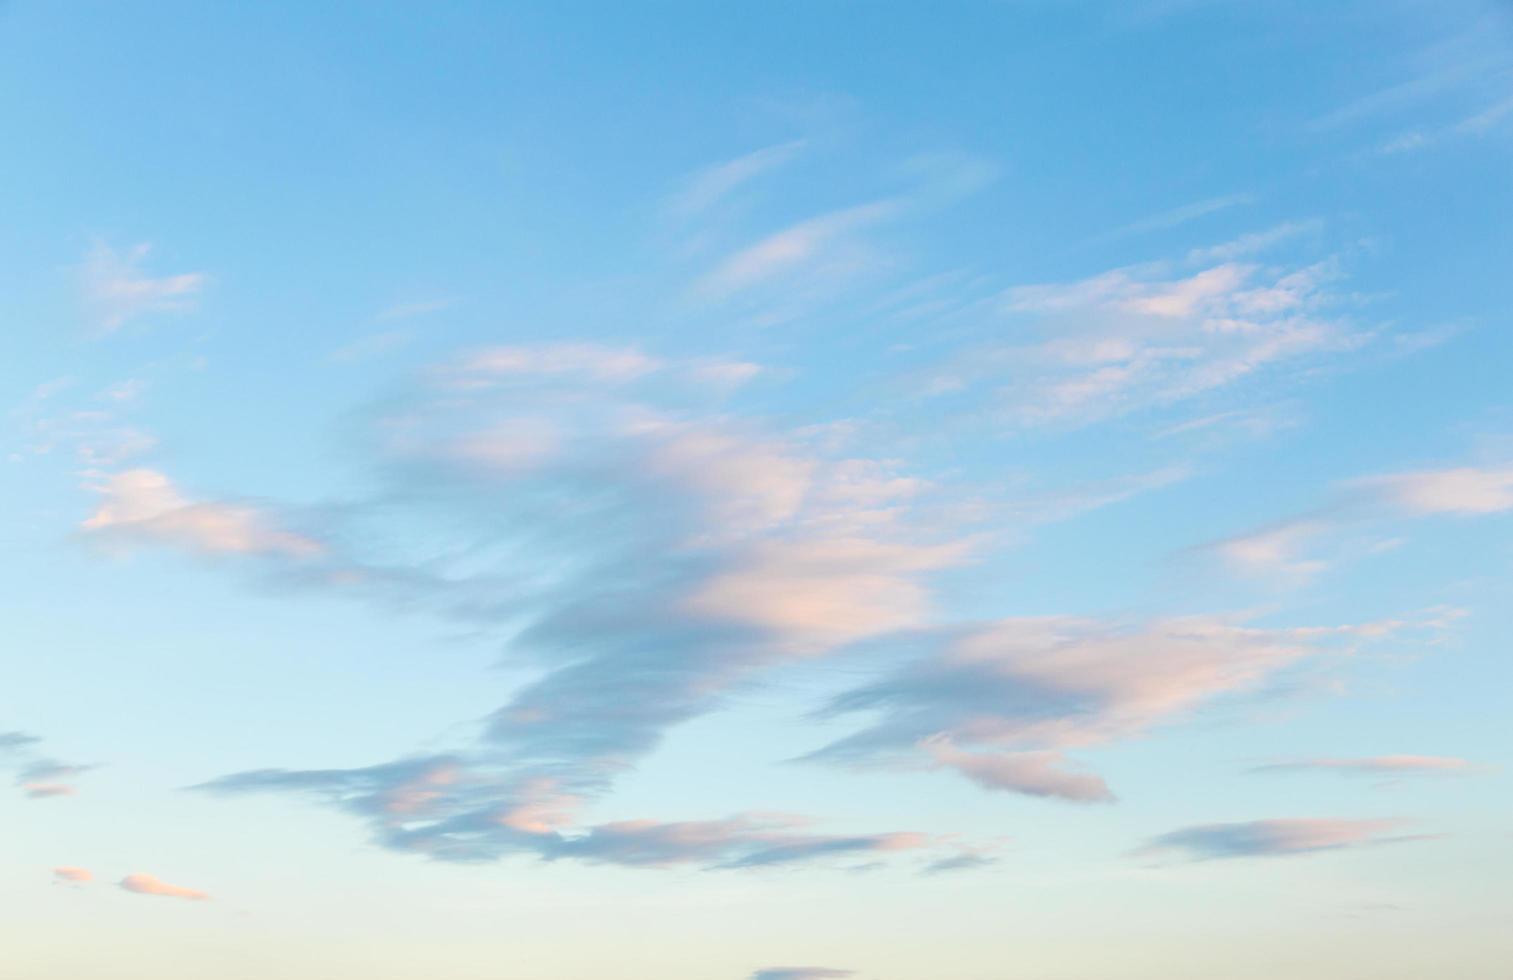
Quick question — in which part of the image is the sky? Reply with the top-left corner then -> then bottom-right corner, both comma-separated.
2,1 -> 1512,978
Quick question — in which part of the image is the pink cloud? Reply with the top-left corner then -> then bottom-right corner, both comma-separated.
118,873 -> 211,902
52,866 -> 92,884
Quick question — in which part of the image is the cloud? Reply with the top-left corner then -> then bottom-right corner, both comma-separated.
0,731 -> 42,752
922,246 -> 1366,429
82,241 -> 206,332
1364,466 -> 1513,515
1,731 -> 90,799
672,140 -> 807,215
198,763 -> 927,869
118,873 -> 210,901
1135,818 -> 1433,861
1205,517 -> 1332,583
1248,756 -> 1473,777
922,739 -> 1113,803
808,617 -> 1387,802
82,469 -> 323,559
750,970 -> 855,980
1092,193 -> 1255,242
52,867 -> 92,884
376,298 -> 454,321
696,201 -> 898,299
188,349 -> 968,867
441,343 -> 663,386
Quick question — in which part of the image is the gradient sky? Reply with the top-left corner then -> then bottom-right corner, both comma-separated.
4,2 -> 1512,978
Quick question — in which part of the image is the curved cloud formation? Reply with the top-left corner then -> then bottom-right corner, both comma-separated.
1135,818 -> 1433,861
118,873 -> 210,901
187,349 -> 968,868
808,617 -> 1386,802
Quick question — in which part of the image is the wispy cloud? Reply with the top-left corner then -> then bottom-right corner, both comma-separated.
118,873 -> 211,901
82,241 -> 206,333
82,469 -> 324,559
922,242 -> 1368,429
1,730 -> 91,799
52,867 -> 92,884
672,140 -> 807,215
806,617 -> 1397,802
751,969 -> 855,980
178,344 -> 971,868
1092,193 -> 1255,243
694,201 -> 899,299
1363,465 -> 1513,515
1248,755 -> 1473,777
1135,818 -> 1435,862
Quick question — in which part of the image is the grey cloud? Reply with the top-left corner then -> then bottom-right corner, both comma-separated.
187,354 -> 964,867
806,617 -> 1378,802
1135,818 -> 1437,862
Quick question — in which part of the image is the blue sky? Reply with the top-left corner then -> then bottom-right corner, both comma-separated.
3,2 -> 1511,977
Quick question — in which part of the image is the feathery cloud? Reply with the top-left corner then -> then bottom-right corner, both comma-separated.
1135,818 -> 1434,861
1364,465 -> 1513,515
672,140 -> 807,215
82,241 -> 205,332
809,617 -> 1390,802
82,469 -> 323,559
118,873 -> 211,901
189,348 -> 969,867
1,731 -> 91,799
1248,756 -> 1473,776
52,867 -> 92,884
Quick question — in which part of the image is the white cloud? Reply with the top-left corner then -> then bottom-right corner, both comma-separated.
82,242 -> 205,332
672,140 -> 807,215
82,469 -> 322,558
118,873 -> 210,901
1366,465 -> 1513,515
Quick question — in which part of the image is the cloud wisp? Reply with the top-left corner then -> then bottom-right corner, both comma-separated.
82,469 -> 324,559
1135,818 -> 1435,862
806,617 -> 1396,802
179,343 -> 967,869
82,241 -> 206,333
916,231 -> 1372,431
0,730 -> 91,799
750,969 -> 855,980
1248,756 -> 1473,777
118,873 -> 211,902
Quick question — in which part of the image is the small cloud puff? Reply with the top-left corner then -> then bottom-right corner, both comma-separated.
118,873 -> 211,902
52,867 -> 92,884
